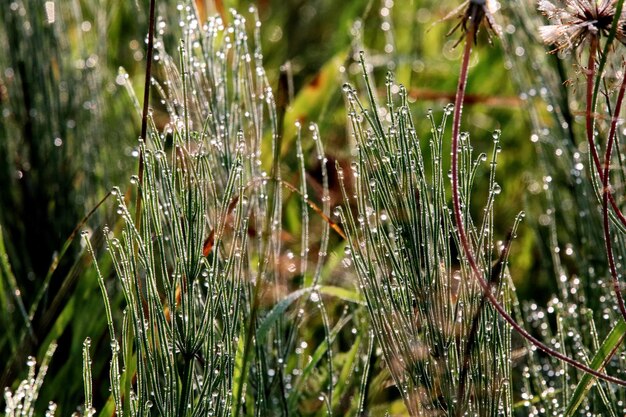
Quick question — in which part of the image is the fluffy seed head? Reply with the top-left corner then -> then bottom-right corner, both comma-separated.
538,0 -> 618,51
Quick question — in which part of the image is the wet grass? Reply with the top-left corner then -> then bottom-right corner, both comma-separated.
3,0 -> 626,416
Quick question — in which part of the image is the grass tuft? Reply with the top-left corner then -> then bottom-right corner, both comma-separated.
338,56 -> 514,416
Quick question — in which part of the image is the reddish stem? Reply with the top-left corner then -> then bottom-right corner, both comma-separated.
134,0 -> 157,228
451,35 -> 626,386
602,64 -> 626,322
585,38 -> 626,227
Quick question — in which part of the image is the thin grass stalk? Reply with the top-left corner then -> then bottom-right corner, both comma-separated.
581,37 -> 626,236
83,236 -> 116,342
82,338 -> 94,417
587,0 -> 626,229
231,82 -> 280,417
356,330 -> 374,416
135,0 -> 157,229
602,63 -> 626,333
0,226 -> 32,343
27,190 -> 113,322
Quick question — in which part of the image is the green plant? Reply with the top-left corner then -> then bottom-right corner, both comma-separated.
498,0 -> 626,414
9,0 -> 626,415
0,0 -> 136,411
338,50 -> 517,414
83,6 -> 370,416
2,343 -> 57,417
338,0 -> 626,414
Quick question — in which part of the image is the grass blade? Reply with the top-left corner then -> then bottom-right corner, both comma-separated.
256,287 -> 314,344
564,319 -> 626,416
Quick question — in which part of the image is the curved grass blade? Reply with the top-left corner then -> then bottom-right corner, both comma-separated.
256,287 -> 314,345
318,285 -> 364,305
564,319 -> 626,416
0,225 -> 33,343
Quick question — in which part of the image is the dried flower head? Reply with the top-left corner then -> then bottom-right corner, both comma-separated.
538,0 -> 618,51
618,18 -> 626,45
445,0 -> 502,45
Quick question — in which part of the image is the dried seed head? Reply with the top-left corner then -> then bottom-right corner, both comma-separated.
538,0 -> 618,51
617,18 -> 626,45
445,0 -> 502,46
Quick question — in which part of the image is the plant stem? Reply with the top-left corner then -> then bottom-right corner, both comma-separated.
585,38 -> 600,173
451,33 -> 626,387
178,355 -> 193,417
451,34 -> 473,247
585,38 -> 626,323
233,70 -> 288,417
602,65 -> 626,322
456,295 -> 485,416
134,0 -> 157,229
456,230 -> 513,417
584,38 -> 626,226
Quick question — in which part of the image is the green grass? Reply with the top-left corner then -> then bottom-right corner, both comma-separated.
338,57 -> 516,415
3,0 -> 626,416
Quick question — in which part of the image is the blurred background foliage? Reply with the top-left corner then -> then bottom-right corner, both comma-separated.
0,0 -> 557,415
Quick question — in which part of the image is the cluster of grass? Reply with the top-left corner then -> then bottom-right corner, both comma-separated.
82,7 -> 356,415
4,0 -> 626,416
339,63 -> 517,415
500,0 -> 626,414
0,0 -> 136,411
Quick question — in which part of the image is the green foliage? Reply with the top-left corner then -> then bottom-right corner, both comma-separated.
503,0 -> 626,415
338,58 -> 516,415
0,0 -> 133,413
4,0 -> 626,416
81,8 -> 370,416
3,343 -> 57,417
